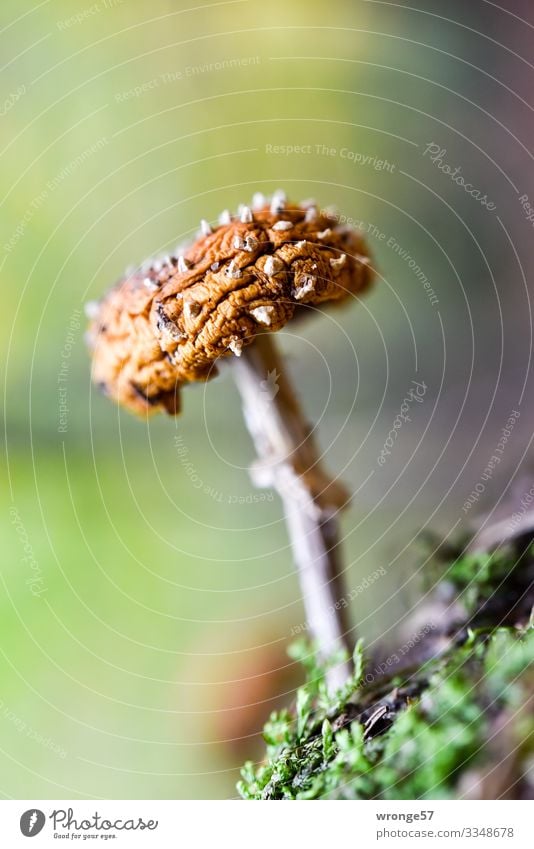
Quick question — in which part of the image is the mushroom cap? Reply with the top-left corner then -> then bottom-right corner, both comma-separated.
87,272 -> 183,415
87,196 -> 374,415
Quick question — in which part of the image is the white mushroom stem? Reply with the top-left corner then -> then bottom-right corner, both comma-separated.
231,333 -> 352,693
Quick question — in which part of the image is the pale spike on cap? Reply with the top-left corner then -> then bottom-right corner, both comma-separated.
356,253 -> 371,266
264,255 -> 284,275
329,253 -> 347,270
317,228 -> 332,239
184,299 -> 201,320
304,206 -> 318,222
178,255 -> 191,273
244,234 -> 259,251
272,220 -> 293,231
228,337 -> 243,357
294,276 -> 316,300
84,300 -> 100,320
270,189 -> 286,214
200,219 -> 212,236
240,205 -> 253,223
233,235 -> 245,250
143,277 -> 159,291
218,209 -> 232,225
251,305 -> 275,326
252,192 -> 266,209
226,259 -> 242,279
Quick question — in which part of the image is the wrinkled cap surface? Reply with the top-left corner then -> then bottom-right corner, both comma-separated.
87,195 -> 374,415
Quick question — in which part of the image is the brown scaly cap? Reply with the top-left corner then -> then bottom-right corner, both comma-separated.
87,194 -> 374,415
87,273 -> 181,415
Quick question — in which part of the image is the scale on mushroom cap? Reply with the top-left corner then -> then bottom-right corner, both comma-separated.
87,191 -> 374,693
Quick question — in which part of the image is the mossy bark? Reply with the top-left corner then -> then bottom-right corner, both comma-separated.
238,533 -> 534,800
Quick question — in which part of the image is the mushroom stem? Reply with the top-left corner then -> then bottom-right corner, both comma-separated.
231,333 -> 353,693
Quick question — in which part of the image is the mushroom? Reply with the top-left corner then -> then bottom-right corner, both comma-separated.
87,193 -> 374,692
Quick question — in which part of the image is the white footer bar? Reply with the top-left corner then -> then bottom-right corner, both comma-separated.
0,799 -> 530,847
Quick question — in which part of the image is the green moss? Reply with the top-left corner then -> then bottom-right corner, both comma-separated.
445,548 -> 524,615
238,546 -> 534,800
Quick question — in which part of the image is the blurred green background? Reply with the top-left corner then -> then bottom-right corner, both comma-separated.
1,0 -> 533,798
